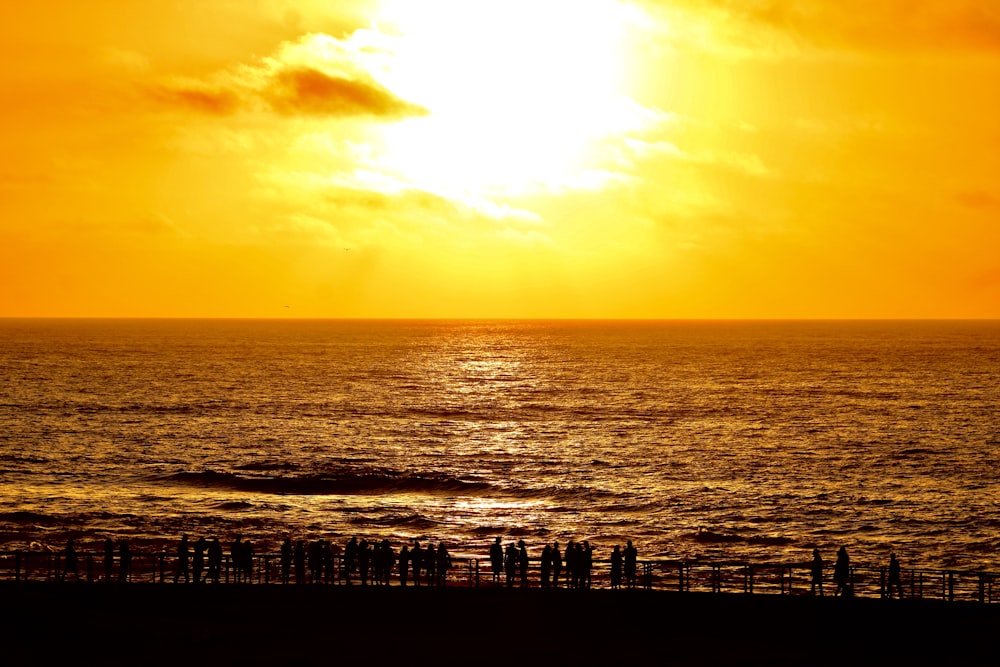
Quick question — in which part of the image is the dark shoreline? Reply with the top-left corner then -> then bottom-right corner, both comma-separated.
2,583 -> 998,666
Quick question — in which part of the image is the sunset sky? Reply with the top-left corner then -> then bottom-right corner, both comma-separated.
2,1 -> 998,318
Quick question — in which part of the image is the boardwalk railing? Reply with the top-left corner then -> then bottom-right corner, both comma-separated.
2,550 -> 996,604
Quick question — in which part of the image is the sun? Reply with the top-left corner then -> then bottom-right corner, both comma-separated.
369,0 -> 644,197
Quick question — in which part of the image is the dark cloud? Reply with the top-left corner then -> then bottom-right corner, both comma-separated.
148,85 -> 242,116
956,190 -> 998,209
150,66 -> 427,120
264,67 -> 427,118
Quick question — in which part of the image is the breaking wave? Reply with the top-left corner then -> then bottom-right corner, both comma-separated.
163,468 -> 494,496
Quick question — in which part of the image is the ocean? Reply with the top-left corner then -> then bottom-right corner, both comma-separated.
1,319 -> 998,571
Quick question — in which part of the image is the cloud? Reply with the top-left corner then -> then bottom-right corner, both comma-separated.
956,190 -> 999,209
264,66 -> 427,118
149,84 -> 242,116
149,32 -> 426,120
623,137 -> 772,178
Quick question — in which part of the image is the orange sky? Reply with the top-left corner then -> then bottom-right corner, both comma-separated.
2,1 -> 998,318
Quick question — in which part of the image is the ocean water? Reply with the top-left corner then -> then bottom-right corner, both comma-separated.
1,319 -> 998,571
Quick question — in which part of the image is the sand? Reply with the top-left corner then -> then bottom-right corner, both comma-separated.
1,582 -> 998,666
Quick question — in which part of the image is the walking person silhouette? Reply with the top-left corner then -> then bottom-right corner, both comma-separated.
490,537 -> 504,585
174,535 -> 190,584
193,537 -> 207,584
810,548 -> 824,596
624,540 -> 638,589
833,546 -> 851,597
551,541 -> 562,588
63,538 -> 79,582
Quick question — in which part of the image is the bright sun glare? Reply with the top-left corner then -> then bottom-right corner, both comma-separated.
369,0 -> 643,197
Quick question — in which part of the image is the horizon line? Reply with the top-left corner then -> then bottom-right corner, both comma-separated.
2,316 -> 998,323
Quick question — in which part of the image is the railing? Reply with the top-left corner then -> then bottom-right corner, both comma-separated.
1,550 -> 995,604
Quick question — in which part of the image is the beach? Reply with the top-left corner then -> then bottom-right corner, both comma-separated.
2,582 -> 997,666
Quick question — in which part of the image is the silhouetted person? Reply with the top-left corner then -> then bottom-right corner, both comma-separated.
540,544 -> 552,587
810,548 -> 824,596
193,537 -> 206,584
624,540 -> 638,589
207,537 -> 223,583
504,543 -> 517,587
174,536 -> 190,584
582,541 -> 593,589
399,545 -> 410,586
610,545 -> 622,589
241,539 -> 254,583
380,539 -> 397,586
887,552 -> 904,599
63,538 -> 79,582
358,539 -> 372,586
411,541 -> 423,586
551,542 -> 562,588
425,542 -> 437,585
565,540 -> 577,588
517,540 -> 529,587
118,539 -> 131,583
280,537 -> 292,584
344,537 -> 358,584
294,540 -> 306,584
104,537 -> 114,582
834,546 -> 851,597
490,537 -> 504,585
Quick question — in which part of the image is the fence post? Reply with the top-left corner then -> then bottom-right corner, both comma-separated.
879,567 -> 886,598
15,551 -> 21,581
948,572 -> 955,602
678,562 -> 685,593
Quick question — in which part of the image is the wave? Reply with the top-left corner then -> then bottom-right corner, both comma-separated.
688,528 -> 794,546
233,461 -> 300,472
163,468 -> 493,496
0,454 -> 49,465
0,511 -> 63,526
348,514 -> 440,530
895,448 -> 937,457
214,501 -> 254,511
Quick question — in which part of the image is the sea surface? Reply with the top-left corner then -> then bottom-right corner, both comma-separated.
1,319 -> 998,571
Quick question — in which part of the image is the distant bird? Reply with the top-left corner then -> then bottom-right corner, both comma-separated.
283,305 -> 290,309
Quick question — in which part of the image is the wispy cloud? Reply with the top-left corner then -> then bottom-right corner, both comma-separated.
264,66 -> 427,118
149,85 -> 242,116
149,33 -> 426,120
955,189 -> 999,209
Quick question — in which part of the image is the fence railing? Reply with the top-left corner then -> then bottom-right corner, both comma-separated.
1,550 -> 996,604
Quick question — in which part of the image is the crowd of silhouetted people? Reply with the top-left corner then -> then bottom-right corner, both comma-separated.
34,537 -> 912,601
487,538 -> 641,589
43,534 -> 644,588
